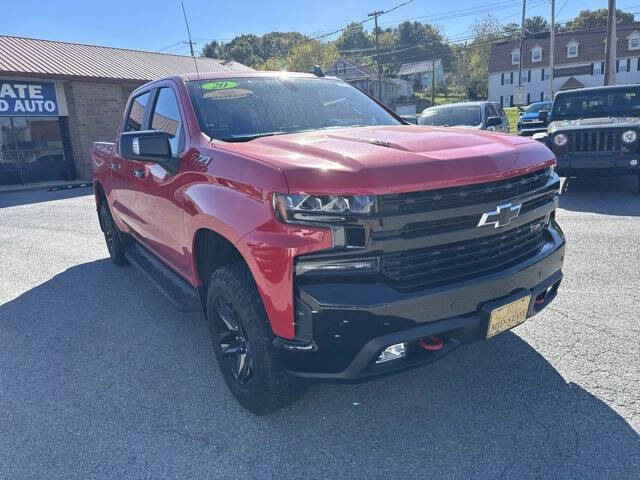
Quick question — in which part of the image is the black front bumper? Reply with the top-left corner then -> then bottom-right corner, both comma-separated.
557,154 -> 640,176
276,223 -> 565,380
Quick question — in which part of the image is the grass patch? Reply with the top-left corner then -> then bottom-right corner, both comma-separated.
503,107 -> 520,134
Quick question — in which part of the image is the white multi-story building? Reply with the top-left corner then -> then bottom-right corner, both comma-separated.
488,23 -> 640,107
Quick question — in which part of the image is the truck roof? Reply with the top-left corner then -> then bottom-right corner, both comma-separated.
179,70 -> 321,82
556,83 -> 640,95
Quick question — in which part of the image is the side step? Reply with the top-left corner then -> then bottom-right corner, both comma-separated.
125,244 -> 201,313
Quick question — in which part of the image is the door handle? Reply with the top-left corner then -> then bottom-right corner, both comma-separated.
132,169 -> 146,179
110,162 -> 120,171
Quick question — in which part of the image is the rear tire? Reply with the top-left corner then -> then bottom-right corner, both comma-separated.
98,202 -> 130,266
206,262 -> 305,415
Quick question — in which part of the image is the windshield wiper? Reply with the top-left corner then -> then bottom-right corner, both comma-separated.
219,131 -> 289,142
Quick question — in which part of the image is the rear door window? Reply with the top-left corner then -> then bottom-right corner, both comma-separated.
124,91 -> 150,132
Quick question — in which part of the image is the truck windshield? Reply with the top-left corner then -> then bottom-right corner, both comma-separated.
418,105 -> 482,127
186,77 -> 401,141
551,87 -> 640,119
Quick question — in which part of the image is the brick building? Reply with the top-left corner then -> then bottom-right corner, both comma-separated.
488,23 -> 640,107
0,35 -> 251,185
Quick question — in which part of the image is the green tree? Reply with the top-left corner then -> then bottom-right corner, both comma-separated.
452,15 -> 504,99
201,40 -> 229,60
563,9 -> 635,31
284,41 -> 339,73
335,22 -> 373,54
524,16 -> 549,35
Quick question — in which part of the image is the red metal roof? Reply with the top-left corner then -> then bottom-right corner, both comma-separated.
0,35 -> 253,82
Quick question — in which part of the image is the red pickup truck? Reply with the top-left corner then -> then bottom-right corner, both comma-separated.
92,71 -> 565,414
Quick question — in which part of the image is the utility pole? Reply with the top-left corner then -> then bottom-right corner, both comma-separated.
517,0 -> 526,105
548,0 -> 555,100
604,0 -> 617,85
431,36 -> 436,105
368,9 -> 384,102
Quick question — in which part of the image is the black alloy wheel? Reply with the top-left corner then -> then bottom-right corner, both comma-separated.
215,297 -> 253,386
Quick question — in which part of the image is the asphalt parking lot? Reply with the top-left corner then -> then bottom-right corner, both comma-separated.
1,177 -> 639,479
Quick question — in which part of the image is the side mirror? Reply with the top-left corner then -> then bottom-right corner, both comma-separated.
538,110 -> 549,122
486,116 -> 502,128
120,130 -> 172,165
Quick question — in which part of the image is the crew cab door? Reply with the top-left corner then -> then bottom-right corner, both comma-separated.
111,90 -> 152,233
124,84 -> 191,276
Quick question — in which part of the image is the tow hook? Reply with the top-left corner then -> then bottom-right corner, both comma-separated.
419,336 -> 443,351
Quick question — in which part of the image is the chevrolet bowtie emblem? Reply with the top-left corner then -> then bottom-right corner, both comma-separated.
477,202 -> 522,228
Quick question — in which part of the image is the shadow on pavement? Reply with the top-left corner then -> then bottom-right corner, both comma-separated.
1,259 -> 638,478
0,186 -> 93,208
559,175 -> 640,216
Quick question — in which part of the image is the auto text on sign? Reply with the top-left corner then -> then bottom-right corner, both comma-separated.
0,80 -> 59,116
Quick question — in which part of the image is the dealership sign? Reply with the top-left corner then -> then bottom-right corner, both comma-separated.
0,80 -> 59,116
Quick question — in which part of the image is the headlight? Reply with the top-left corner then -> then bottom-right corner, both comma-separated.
295,257 -> 379,276
273,193 -> 375,223
622,130 -> 637,143
553,133 -> 568,146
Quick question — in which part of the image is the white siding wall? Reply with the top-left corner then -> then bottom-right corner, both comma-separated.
489,59 -> 640,106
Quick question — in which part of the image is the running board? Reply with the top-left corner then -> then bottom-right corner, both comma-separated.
125,244 -> 201,313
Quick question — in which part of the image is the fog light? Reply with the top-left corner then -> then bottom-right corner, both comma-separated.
375,342 -> 407,364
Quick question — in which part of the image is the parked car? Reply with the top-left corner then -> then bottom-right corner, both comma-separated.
517,101 -> 552,135
534,84 -> 640,193
92,72 -> 564,414
418,101 -> 510,132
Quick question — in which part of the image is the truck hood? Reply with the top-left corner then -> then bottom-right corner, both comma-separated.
549,116 -> 640,131
218,125 -> 554,194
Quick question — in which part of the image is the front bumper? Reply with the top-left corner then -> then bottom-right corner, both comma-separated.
276,223 -> 565,380
556,154 -> 640,176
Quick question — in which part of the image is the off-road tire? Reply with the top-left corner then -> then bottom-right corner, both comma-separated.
99,202 -> 130,266
206,262 -> 305,415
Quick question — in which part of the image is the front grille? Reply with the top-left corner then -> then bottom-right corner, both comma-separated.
381,218 -> 546,290
566,129 -> 622,154
375,192 -> 554,239
379,168 -> 551,215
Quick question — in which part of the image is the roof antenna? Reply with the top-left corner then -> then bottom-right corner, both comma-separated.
181,1 -> 201,80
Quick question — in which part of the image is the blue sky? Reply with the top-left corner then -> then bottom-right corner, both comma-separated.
3,0 -> 640,55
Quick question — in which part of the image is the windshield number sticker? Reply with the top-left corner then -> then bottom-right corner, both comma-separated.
201,81 -> 238,90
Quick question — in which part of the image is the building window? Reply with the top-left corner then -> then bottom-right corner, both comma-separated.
627,58 -> 632,72
510,72 -> 514,84
500,95 -> 504,106
541,68 -> 550,80
509,95 -> 514,107
501,73 -> 505,85
601,61 -> 605,74
526,93 -> 530,104
567,41 -> 578,58
637,58 -> 640,71
540,92 -> 544,102
616,59 -> 620,73
511,49 -> 520,65
629,32 -> 640,50
531,47 -> 542,62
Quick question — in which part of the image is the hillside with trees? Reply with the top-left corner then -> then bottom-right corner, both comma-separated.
200,8 -> 637,100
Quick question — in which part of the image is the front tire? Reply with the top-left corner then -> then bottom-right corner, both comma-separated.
206,263 -> 305,415
98,202 -> 130,266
